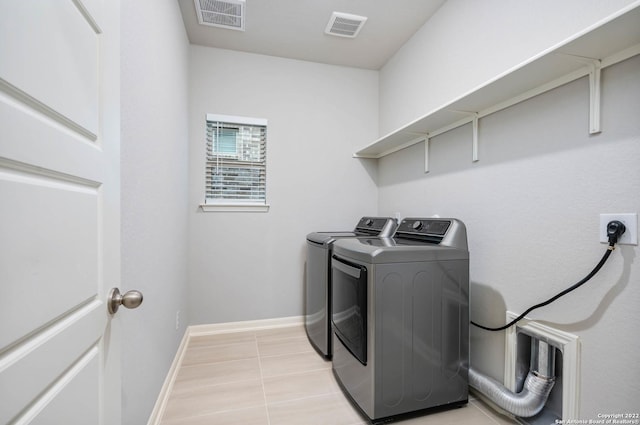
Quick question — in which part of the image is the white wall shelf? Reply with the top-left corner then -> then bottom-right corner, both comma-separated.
354,5 -> 640,160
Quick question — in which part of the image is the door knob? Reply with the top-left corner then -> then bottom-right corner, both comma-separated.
108,287 -> 143,314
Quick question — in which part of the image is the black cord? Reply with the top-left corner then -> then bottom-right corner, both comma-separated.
471,244 -> 615,332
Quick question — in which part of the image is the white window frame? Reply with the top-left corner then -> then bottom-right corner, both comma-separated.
200,113 -> 269,212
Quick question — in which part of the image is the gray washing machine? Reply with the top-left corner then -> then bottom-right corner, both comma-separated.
305,217 -> 397,358
331,218 -> 469,423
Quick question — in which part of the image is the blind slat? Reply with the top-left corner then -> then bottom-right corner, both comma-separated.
205,118 -> 267,204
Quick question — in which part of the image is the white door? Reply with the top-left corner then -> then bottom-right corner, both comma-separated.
0,1 -> 124,424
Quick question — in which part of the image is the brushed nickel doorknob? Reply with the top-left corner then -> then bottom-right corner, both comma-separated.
108,288 -> 143,314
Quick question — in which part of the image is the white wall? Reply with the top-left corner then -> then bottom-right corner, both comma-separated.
117,1 -> 639,420
378,42 -> 640,421
188,46 -> 379,325
379,0 -> 638,135
120,1 -> 190,424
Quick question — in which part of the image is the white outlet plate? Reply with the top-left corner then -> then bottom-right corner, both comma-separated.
599,213 -> 638,245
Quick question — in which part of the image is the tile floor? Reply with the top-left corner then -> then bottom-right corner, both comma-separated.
159,325 -> 517,425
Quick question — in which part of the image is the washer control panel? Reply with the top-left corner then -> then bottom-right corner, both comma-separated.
395,218 -> 452,243
354,217 -> 398,237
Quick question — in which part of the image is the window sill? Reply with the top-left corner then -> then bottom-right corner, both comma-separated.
200,203 -> 270,213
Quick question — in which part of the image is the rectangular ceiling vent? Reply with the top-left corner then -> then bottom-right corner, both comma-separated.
194,0 -> 245,31
325,12 -> 367,38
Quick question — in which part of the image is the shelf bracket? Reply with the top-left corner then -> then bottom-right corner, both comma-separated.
588,59 -> 602,134
555,53 -> 602,134
472,113 -> 479,162
450,110 -> 480,162
424,136 -> 430,173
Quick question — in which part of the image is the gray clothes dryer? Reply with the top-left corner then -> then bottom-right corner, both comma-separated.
305,217 -> 397,358
330,218 -> 469,423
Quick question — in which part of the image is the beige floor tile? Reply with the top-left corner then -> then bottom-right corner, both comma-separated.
160,406 -> 269,425
255,325 -> 306,342
260,350 -> 331,378
162,379 -> 265,421
470,398 -> 519,424
172,357 -> 261,394
188,332 -> 256,348
268,392 -> 367,425
257,335 -> 314,357
159,326 -> 515,425
181,340 -> 258,366
263,369 -> 340,404
392,403 -> 499,424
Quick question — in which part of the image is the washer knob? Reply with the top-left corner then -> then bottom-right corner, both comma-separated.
412,220 -> 423,230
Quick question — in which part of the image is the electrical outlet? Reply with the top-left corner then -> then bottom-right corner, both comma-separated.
600,213 -> 638,245
175,310 -> 180,330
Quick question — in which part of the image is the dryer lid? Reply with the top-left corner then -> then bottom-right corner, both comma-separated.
306,231 -> 357,245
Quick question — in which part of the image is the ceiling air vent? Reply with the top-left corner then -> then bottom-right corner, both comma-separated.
325,12 -> 367,38
194,0 -> 245,31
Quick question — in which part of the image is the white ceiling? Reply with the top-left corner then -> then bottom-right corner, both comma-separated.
178,0 -> 446,70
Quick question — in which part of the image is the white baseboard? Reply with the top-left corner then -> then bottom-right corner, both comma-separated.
146,329 -> 190,425
145,315 -> 304,425
189,315 -> 304,336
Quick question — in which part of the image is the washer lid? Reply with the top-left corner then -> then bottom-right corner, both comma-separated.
333,237 -> 469,263
306,231 -> 357,245
306,216 -> 398,245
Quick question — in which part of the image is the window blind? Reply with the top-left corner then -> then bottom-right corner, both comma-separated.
205,115 -> 267,204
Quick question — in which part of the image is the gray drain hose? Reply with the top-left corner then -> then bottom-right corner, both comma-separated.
469,368 -> 555,418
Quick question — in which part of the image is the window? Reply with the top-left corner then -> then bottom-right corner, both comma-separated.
202,114 -> 268,212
